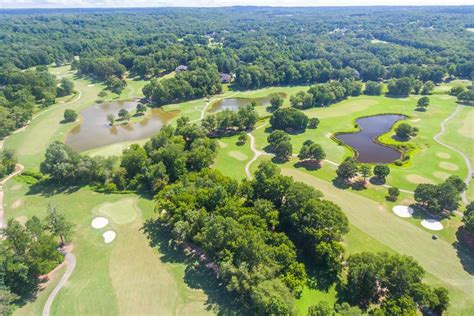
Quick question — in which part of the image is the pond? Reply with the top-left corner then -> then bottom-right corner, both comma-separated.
208,93 -> 287,112
335,114 -> 407,163
65,101 -> 178,152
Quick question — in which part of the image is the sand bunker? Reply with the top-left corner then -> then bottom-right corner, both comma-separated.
11,199 -> 23,209
393,205 -> 414,218
87,84 -> 95,87
229,151 -> 248,161
103,231 -> 116,243
91,217 -> 109,229
433,171 -> 450,180
439,161 -> 459,171
436,152 -> 451,159
218,141 -> 228,148
421,219 -> 444,231
406,174 -> 434,184
10,184 -> 22,191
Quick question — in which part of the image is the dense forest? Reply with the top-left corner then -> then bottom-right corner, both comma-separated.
0,6 -> 473,111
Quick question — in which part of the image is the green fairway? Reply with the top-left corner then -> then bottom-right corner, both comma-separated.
251,94 -> 468,194
280,167 -> 474,313
212,134 -> 253,180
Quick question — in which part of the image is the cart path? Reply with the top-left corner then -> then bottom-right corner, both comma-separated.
42,250 -> 76,316
0,164 -> 24,230
433,104 -> 472,205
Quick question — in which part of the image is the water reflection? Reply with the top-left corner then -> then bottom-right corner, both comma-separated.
66,101 -> 178,152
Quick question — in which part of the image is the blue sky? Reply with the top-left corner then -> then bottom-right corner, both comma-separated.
1,0 -> 473,8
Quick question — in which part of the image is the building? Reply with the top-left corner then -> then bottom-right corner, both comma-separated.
175,65 -> 188,72
220,73 -> 232,84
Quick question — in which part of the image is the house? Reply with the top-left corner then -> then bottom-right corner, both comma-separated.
175,65 -> 188,72
220,73 -> 232,84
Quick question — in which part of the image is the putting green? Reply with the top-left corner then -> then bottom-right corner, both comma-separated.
95,198 -> 139,225
228,151 -> 249,161
436,152 -> 451,159
439,161 -> 459,171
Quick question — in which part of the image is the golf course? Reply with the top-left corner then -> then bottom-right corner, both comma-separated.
1,63 -> 473,315
1,6 -> 473,316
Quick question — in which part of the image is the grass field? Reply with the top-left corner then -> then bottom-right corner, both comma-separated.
5,65 -> 212,316
251,94 -> 469,193
4,65 -> 473,315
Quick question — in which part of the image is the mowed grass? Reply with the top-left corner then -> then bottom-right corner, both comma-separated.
5,65 -> 212,315
5,180 -> 210,316
251,94 -> 468,193
279,167 -> 474,315
213,134 -> 253,180
440,104 -> 474,201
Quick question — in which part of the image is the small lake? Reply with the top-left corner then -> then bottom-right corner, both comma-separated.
208,93 -> 286,112
66,101 -> 178,152
335,114 -> 407,163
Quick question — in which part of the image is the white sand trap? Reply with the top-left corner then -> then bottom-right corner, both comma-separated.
421,219 -> 444,231
393,205 -> 414,218
91,217 -> 109,229
411,118 -> 420,122
103,231 -> 116,243
87,84 -> 95,87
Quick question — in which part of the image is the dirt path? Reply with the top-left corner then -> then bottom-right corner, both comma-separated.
0,164 -> 25,230
433,104 -> 472,205
42,250 -> 76,316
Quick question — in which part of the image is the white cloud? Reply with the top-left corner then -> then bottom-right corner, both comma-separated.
1,0 -> 473,8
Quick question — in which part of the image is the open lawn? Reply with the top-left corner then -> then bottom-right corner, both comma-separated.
212,134 -> 253,180
4,65 -> 213,316
280,167 -> 474,315
4,64 -> 473,315
251,94 -> 469,194
5,180 -> 211,316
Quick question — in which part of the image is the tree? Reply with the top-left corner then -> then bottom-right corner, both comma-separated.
270,108 -> 308,131
457,90 -> 474,104
267,130 -> 291,148
269,93 -> 284,110
106,76 -> 126,94
308,301 -> 334,316
463,202 -> 474,236
57,78 -> 74,97
274,141 -> 292,161
121,144 -> 148,179
387,187 -> 400,201
40,141 -> 81,183
237,132 -> 247,145
421,81 -> 435,95
44,205 -> 74,244
373,165 -> 390,182
336,158 -> 359,182
308,117 -> 320,129
395,123 -> 417,139
136,103 -> 147,115
0,148 -> 17,178
387,77 -> 412,96
449,85 -> 466,96
118,108 -> 130,121
63,109 -> 78,123
298,141 -> 326,165
364,81 -> 383,96
445,175 -> 467,193
359,165 -> 372,182
98,90 -> 108,99
106,113 -> 115,126
417,96 -> 430,109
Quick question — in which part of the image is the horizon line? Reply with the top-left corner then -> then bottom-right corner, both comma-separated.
1,4 -> 474,9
